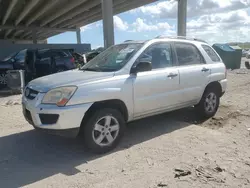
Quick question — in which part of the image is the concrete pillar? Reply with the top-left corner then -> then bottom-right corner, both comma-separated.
102,0 -> 114,48
76,28 -> 81,44
177,0 -> 187,36
32,30 -> 37,44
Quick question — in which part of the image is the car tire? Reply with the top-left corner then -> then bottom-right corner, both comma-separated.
196,87 -> 220,119
83,108 -> 126,154
245,61 -> 250,69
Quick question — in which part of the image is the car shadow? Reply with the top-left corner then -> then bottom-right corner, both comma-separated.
0,107 -> 207,187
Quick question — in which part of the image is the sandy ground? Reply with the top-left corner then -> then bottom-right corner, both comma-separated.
0,59 -> 250,188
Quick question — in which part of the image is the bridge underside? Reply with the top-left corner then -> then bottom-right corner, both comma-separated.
0,0 -> 187,47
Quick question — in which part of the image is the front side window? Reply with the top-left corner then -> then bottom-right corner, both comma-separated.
81,43 -> 143,72
175,43 -> 203,66
202,45 -> 220,62
138,43 -> 173,69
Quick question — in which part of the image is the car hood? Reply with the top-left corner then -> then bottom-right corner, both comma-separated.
28,69 -> 114,92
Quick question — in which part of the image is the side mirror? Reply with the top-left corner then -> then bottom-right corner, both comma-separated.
131,61 -> 152,74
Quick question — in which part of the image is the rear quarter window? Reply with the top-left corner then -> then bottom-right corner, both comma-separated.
202,45 -> 221,62
175,42 -> 205,66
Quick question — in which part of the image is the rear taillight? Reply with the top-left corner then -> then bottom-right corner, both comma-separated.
70,57 -> 75,63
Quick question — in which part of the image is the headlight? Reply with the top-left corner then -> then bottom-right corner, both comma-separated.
42,86 -> 77,107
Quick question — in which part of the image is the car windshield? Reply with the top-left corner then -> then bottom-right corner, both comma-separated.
80,43 -> 143,72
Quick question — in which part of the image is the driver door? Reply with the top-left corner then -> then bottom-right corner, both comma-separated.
132,42 -> 181,118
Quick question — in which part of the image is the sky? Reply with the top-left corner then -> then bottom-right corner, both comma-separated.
48,0 -> 250,49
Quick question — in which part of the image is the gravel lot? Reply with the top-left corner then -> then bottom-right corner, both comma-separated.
0,59 -> 250,188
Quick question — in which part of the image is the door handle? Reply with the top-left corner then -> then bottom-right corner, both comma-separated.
201,67 -> 210,72
167,73 -> 178,78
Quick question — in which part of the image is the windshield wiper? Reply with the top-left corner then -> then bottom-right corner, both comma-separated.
81,68 -> 100,72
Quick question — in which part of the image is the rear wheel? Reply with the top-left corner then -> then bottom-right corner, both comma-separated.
245,61 -> 250,69
196,87 -> 220,119
83,108 -> 125,153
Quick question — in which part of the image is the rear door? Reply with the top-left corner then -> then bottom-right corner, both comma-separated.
201,44 -> 226,81
133,42 -> 181,117
174,42 -> 211,104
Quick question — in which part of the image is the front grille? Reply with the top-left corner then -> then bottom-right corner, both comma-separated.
25,87 -> 39,100
39,114 -> 59,125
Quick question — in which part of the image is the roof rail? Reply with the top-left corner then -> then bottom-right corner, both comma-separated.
124,40 -> 134,42
155,35 -> 207,43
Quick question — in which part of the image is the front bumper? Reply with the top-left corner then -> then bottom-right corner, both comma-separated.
22,93 -> 92,138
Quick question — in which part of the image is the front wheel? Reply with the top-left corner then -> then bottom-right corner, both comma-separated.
196,88 -> 220,119
83,108 -> 126,153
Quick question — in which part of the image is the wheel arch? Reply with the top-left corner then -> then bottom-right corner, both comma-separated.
205,81 -> 222,96
197,81 -> 223,105
80,99 -> 129,133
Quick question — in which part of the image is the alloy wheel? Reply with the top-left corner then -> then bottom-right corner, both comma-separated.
92,115 -> 120,146
204,92 -> 217,113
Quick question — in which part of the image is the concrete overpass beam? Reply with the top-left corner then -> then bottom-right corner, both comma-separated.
4,29 -> 12,38
15,0 -> 41,26
25,0 -> 60,26
2,0 -> 18,25
102,0 -> 115,48
177,0 -> 187,36
40,0 -> 87,27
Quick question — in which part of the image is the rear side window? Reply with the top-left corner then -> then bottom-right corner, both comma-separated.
175,43 -> 204,66
202,45 -> 220,62
38,50 -> 51,59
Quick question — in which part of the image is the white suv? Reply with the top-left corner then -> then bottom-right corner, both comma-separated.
22,37 -> 227,153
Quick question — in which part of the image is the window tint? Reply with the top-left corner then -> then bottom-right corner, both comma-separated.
51,51 -> 68,58
202,45 -> 220,62
175,43 -> 203,66
139,43 -> 173,69
38,50 -> 51,59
